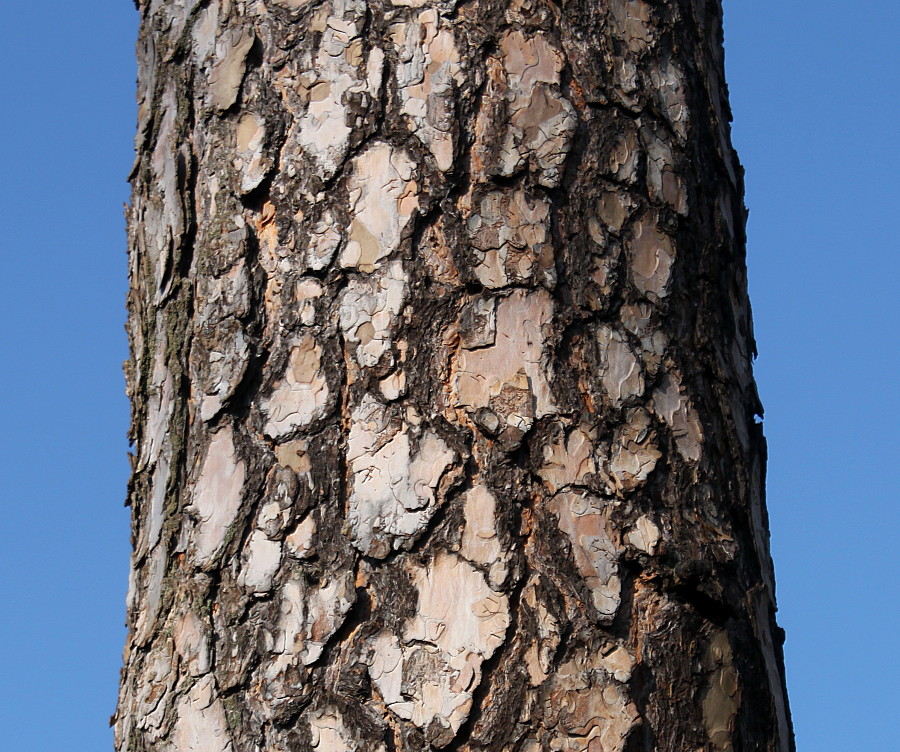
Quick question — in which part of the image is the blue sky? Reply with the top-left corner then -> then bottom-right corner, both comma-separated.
0,1 -> 896,750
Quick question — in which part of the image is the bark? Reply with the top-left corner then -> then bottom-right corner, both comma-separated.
115,0 -> 793,751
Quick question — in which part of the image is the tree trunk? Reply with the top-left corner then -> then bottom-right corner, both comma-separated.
115,0 -> 793,750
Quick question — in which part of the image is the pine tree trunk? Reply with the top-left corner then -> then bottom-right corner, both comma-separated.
115,0 -> 793,750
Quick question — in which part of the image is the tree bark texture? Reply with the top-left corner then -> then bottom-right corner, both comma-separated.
116,0 -> 793,750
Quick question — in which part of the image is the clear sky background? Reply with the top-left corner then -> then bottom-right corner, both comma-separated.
0,1 -> 896,750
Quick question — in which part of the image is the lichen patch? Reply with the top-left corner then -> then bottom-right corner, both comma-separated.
552,492 -> 621,620
171,676 -> 235,752
339,260 -> 407,369
538,424 -> 596,494
625,515 -> 660,555
606,408 -> 661,494
453,289 -> 556,443
307,705 -> 386,752
208,27 -> 254,111
261,335 -> 330,438
628,215 -> 674,301
271,570 -> 356,668
459,485 -> 509,588
651,372 -> 703,462
339,143 -> 418,272
467,189 -> 555,289
702,631 -> 740,751
492,31 -> 577,187
345,395 -> 456,557
392,11 -> 464,172
541,647 -> 640,752
367,553 -> 510,743
596,325 -> 644,407
190,427 -> 246,567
